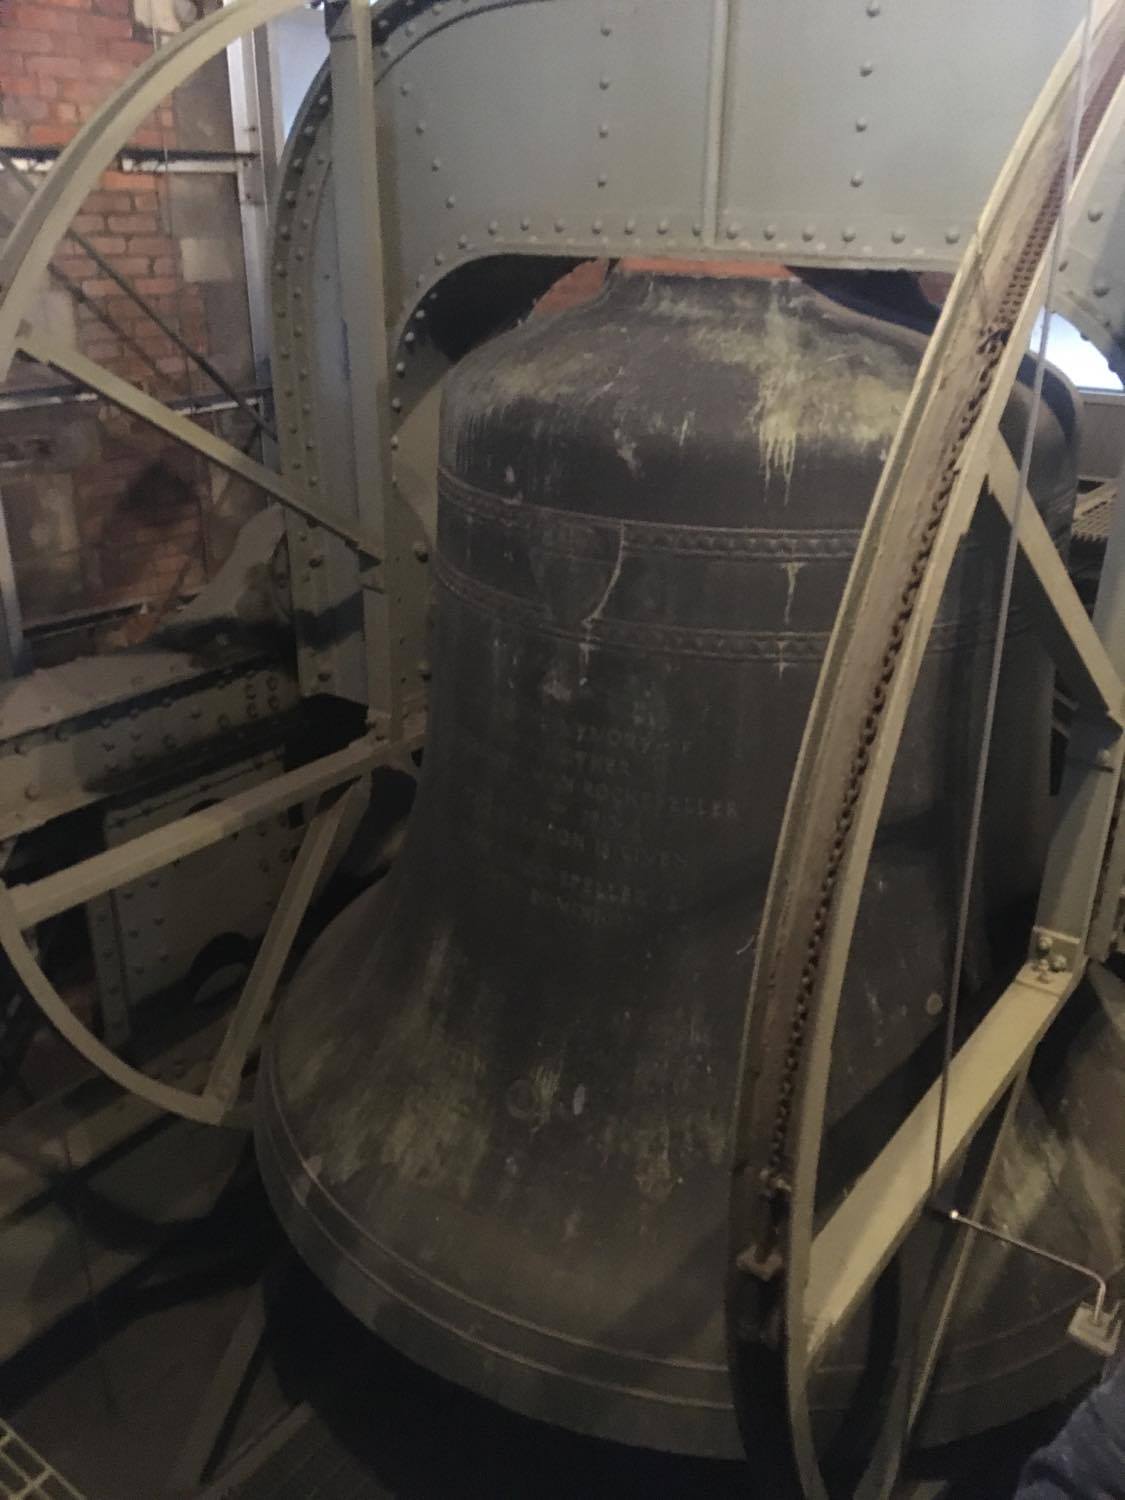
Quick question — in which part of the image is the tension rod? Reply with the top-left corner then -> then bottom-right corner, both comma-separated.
941,1207 -> 1121,1359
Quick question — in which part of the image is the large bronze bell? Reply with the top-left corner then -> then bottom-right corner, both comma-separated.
257,266 -> 1085,1457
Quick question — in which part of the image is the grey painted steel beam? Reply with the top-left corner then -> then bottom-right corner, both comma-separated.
984,441 -> 1124,725
17,332 -> 379,557
326,0 -> 407,734
0,735 -> 383,1126
728,7 -> 1125,1495
1036,447 -> 1125,950
9,737 -> 379,929
805,964 -> 1078,1365
205,780 -> 363,1108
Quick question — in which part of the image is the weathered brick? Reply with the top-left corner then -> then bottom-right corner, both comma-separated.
106,39 -> 150,63
59,77 -> 114,103
81,232 -> 128,255
82,192 -> 133,215
0,96 -> 52,122
26,123 -> 67,145
106,213 -> 159,234
82,12 -> 132,36
101,168 -> 158,193
7,5 -> 83,31
125,235 -> 172,258
53,254 -> 98,279
81,338 -> 124,363
54,101 -> 79,124
133,275 -> 179,296
25,52 -> 85,77
79,277 -> 124,299
88,57 -> 132,80
4,30 -> 55,54
0,76 -> 40,98
71,212 -> 107,233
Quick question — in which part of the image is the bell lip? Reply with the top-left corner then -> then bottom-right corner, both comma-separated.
254,1047 -> 745,1461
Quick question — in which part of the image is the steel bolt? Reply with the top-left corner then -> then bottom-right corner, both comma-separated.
925,992 -> 944,1016
1097,747 -> 1115,769
1035,933 -> 1051,955
413,542 -> 430,562
1050,954 -> 1068,973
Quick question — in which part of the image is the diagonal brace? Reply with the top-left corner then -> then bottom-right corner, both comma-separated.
16,333 -> 380,560
983,441 -> 1123,727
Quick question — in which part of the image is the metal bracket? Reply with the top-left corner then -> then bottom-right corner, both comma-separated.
1069,1298 -> 1123,1359
1029,927 -> 1084,975
944,1209 -> 1119,1362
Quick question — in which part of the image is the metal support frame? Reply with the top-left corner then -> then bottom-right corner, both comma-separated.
324,0 -> 408,736
1,7 -> 1125,1492
727,6 -> 1125,1495
1,734 -> 388,1125
805,965 -> 1078,1362
0,493 -> 29,680
16,331 -> 378,556
1035,446 -> 1125,954
0,151 -> 276,443
225,14 -> 281,392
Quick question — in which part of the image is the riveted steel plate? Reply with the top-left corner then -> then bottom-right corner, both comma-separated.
88,751 -> 303,1026
719,0 -> 1083,263
274,0 -> 1124,705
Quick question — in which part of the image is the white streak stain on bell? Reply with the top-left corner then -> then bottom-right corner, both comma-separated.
782,559 -> 804,624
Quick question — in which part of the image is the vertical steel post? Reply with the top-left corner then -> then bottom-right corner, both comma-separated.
1035,452 -> 1125,959
324,0 -> 407,737
226,20 -> 279,396
0,492 -> 29,678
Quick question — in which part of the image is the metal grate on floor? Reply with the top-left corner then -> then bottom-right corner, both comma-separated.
0,1422 -> 85,1500
1072,482 -> 1117,547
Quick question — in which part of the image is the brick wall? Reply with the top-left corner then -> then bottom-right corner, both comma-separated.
0,0 -> 261,652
